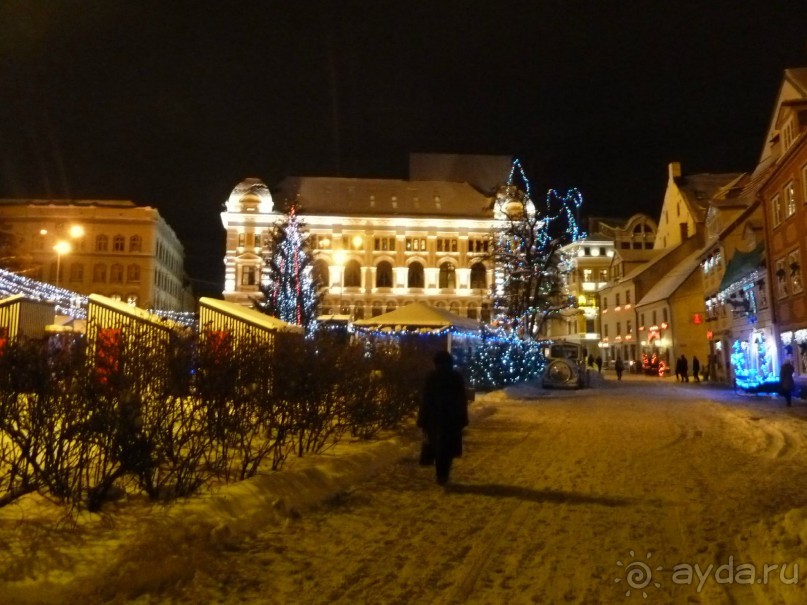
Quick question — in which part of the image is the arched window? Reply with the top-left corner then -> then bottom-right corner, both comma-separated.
386,301 -> 397,314
127,264 -> 141,282
312,259 -> 330,288
449,302 -> 460,315
371,301 -> 383,317
467,304 -> 478,320
110,263 -> 124,283
95,235 -> 108,252
344,260 -> 362,288
129,235 -> 142,252
481,302 -> 491,323
113,235 -> 125,252
470,262 -> 487,289
439,262 -> 456,289
376,261 -> 393,288
408,262 -> 424,288
93,263 -> 106,283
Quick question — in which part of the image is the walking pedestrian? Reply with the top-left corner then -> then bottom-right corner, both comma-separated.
692,355 -> 701,383
615,356 -> 624,381
679,354 -> 689,382
595,355 -> 603,373
779,358 -> 795,407
418,350 -> 469,485
675,356 -> 682,382
587,354 -> 595,368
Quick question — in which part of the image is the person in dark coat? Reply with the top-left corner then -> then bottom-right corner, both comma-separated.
679,355 -> 689,382
615,356 -> 624,381
780,358 -> 795,407
418,350 -> 469,485
692,355 -> 701,382
595,355 -> 603,373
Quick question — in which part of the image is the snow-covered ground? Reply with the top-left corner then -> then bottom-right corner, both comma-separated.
4,373 -> 807,604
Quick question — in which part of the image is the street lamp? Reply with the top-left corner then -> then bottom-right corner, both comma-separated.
53,240 -> 72,289
333,250 -> 347,315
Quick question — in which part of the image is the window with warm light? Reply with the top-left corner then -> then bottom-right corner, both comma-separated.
408,262 -> 424,288
772,194 -> 783,226
785,181 -> 797,218
96,235 -> 108,252
113,235 -> 125,252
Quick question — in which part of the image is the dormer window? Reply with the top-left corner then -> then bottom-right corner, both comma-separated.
783,116 -> 798,151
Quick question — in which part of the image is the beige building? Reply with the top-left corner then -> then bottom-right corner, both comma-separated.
0,199 -> 193,311
221,176 -> 497,320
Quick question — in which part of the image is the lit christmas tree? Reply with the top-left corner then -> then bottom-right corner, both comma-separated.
256,205 -> 321,330
492,159 -> 584,339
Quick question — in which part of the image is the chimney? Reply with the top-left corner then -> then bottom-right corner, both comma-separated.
668,162 -> 682,180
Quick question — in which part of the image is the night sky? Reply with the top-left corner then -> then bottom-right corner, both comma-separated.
1,1 -> 805,297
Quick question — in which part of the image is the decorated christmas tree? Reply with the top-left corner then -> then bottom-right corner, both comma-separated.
256,205 -> 321,330
491,159 -> 584,339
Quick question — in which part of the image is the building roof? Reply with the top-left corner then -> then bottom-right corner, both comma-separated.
675,172 -> 744,222
717,243 -> 765,293
0,198 -> 137,208
408,153 -> 513,195
276,177 -> 492,219
635,248 -> 704,307
353,301 -> 480,332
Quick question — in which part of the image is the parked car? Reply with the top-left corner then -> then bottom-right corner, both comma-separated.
542,342 -> 586,389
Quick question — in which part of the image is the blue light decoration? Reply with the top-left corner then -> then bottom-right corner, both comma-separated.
256,205 -> 320,331
492,159 -> 585,338
730,333 -> 777,393
0,267 -> 87,319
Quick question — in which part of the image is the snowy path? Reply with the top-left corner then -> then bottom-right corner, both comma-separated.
154,376 -> 807,605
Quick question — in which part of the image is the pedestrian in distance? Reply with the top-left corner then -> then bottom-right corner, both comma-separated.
692,355 -> 701,382
679,354 -> 689,382
418,350 -> 469,486
595,355 -> 603,373
675,356 -> 682,382
615,355 -> 624,381
588,354 -> 595,368
779,357 -> 795,407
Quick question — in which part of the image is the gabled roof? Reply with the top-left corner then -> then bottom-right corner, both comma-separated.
353,301 -> 480,332
199,297 -> 304,333
675,172 -> 744,222
276,177 -> 492,219
717,243 -> 765,293
635,248 -> 704,307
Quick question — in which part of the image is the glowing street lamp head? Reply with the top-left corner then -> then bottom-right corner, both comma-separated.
69,225 -> 85,238
352,235 -> 363,249
53,241 -> 72,255
333,250 -> 347,266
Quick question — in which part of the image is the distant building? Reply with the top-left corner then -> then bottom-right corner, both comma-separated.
221,173 -> 500,321
0,199 -> 193,311
546,214 -> 657,355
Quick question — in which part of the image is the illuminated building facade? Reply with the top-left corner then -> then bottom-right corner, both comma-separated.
221,176 -> 496,320
0,199 -> 193,311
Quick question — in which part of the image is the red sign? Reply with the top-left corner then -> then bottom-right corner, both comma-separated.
692,314 -> 703,325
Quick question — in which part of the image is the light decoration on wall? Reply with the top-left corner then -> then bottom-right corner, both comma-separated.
795,330 -> 807,345
781,331 -> 794,345
730,331 -> 776,392
0,267 -> 87,319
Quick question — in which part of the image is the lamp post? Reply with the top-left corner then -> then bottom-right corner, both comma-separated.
53,240 -> 71,289
334,250 -> 347,315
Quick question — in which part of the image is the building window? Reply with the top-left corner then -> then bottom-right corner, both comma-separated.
772,194 -> 782,226
439,262 -> 456,289
789,249 -> 803,294
375,261 -> 393,288
626,320 -> 632,334
602,296 -> 607,311
604,325 -> 609,338
96,235 -> 108,252
374,236 -> 395,252
127,264 -> 141,283
405,237 -> 426,252
69,263 -> 83,283
312,259 -> 329,288
625,290 -> 631,304
93,263 -> 106,283
241,266 -> 256,286
110,263 -> 124,284
436,238 -> 458,252
467,304 -> 478,320
776,258 -> 789,298
470,262 -> 487,289
129,235 -> 142,252
127,295 -> 138,306
785,182 -> 797,218
311,234 -> 331,250
344,260 -> 361,288
583,269 -> 593,282
615,293 -> 620,307
469,238 -> 490,253
113,235 -> 125,252
344,235 -> 364,250
408,261 -> 424,288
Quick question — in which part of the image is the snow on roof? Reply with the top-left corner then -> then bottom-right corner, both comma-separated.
353,301 -> 481,332
88,293 -> 175,328
635,248 -> 704,307
199,297 -> 304,333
